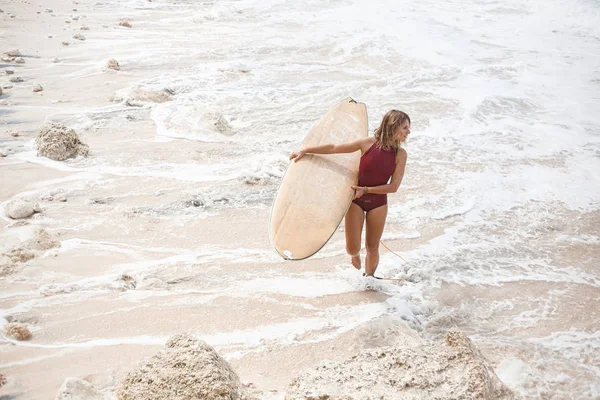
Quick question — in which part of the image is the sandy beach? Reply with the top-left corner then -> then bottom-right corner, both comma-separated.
1,0 -> 599,398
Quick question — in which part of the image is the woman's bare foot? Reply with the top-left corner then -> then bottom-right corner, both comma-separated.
351,254 -> 361,270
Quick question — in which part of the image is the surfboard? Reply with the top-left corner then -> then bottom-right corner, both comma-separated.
269,97 -> 368,260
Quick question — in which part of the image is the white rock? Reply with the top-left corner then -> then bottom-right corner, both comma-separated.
14,57 -> 25,64
106,59 -> 120,71
32,84 -> 43,92
5,69 -> 14,75
0,88 -> 2,96
53,58 -> 61,63
72,33 -> 85,41
80,26 -> 89,30
55,378 -> 103,400
4,50 -> 20,57
62,41 -> 70,46
2,84 -> 13,89
8,76 -> 23,83
5,200 -> 37,219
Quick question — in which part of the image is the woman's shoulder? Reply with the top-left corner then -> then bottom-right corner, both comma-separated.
358,136 -> 376,152
396,146 -> 407,160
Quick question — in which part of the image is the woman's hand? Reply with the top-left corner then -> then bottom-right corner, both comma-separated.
289,150 -> 306,162
351,186 -> 368,199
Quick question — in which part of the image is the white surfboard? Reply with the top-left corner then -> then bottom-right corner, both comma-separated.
269,98 -> 368,260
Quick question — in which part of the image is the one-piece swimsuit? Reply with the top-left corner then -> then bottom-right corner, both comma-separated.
352,143 -> 397,212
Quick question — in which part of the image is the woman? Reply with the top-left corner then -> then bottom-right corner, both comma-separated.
289,109 -> 411,277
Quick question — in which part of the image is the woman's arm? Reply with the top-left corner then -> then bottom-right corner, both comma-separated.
290,137 -> 373,162
352,148 -> 407,198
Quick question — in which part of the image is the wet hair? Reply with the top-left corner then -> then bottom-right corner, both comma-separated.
374,109 -> 411,150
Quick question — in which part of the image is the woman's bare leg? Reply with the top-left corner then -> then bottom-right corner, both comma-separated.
365,204 -> 388,276
345,203 -> 365,269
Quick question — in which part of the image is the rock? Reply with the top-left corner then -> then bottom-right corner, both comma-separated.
211,112 -> 233,135
0,373 -> 6,388
8,76 -> 23,83
4,322 -> 32,341
118,333 -> 244,400
4,199 -> 37,219
71,16 -> 79,21
119,20 -> 132,28
117,88 -> 173,106
72,33 -> 85,41
80,26 -> 90,30
3,84 -> 13,89
89,197 -> 114,205
10,131 -> 19,137
107,59 -> 120,71
0,149 -> 6,157
0,256 -> 17,277
4,49 -> 20,57
14,57 -> 25,64
55,378 -> 103,400
24,228 -> 60,252
35,123 -> 90,161
47,35 -> 53,38
5,248 -> 36,263
33,84 -> 43,92
285,331 -> 518,400
0,88 -> 2,97
5,69 -> 14,75
53,58 -> 61,63
114,274 -> 136,291
45,8 -> 53,13
62,41 -> 70,46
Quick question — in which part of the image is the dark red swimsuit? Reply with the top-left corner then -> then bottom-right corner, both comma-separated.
352,143 -> 397,212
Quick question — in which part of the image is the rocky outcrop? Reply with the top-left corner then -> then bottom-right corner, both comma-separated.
35,123 -> 90,161
117,333 -> 246,400
4,322 -> 32,341
55,378 -> 104,400
0,228 -> 60,277
285,331 -> 518,400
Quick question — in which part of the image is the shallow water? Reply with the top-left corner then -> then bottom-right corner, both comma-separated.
1,0 -> 599,398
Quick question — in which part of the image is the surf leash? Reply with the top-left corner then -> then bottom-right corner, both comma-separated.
379,240 -> 409,265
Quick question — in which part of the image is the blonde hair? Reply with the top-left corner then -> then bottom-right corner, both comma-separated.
374,109 -> 411,151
